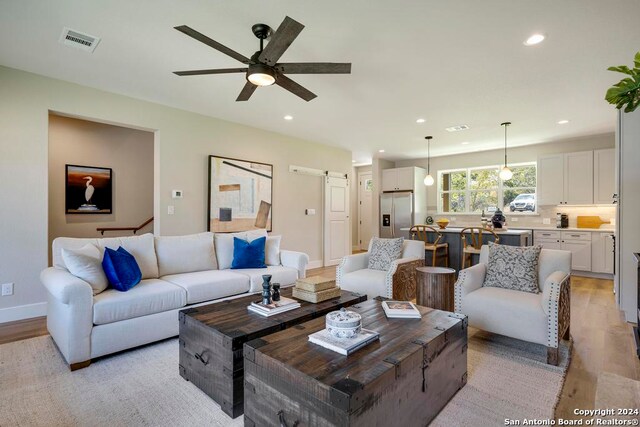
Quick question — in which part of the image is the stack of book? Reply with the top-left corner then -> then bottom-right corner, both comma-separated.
308,328 -> 379,355
247,296 -> 301,317
292,276 -> 341,303
381,301 -> 422,319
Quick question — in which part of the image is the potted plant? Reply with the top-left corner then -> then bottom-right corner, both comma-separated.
605,51 -> 640,113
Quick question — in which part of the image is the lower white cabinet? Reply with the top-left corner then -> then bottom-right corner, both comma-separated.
534,230 -> 592,272
592,232 -> 615,274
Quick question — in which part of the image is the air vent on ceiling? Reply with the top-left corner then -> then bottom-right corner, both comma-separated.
445,124 -> 470,132
59,27 -> 101,53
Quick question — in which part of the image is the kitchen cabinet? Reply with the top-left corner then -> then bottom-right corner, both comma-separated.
593,148 -> 615,204
382,167 -> 418,192
533,230 -> 592,271
592,232 -> 615,274
538,151 -> 595,205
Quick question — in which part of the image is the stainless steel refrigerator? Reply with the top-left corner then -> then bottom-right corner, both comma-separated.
380,192 -> 414,239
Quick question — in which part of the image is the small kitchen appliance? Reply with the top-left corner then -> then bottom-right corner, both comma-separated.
556,213 -> 569,228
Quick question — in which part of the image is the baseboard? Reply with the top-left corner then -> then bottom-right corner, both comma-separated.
307,260 -> 324,270
352,245 -> 359,252
0,302 -> 47,324
571,271 -> 614,280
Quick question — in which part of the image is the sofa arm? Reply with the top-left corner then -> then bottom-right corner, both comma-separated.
337,252 -> 370,282
280,250 -> 310,279
385,256 -> 423,300
40,267 -> 93,366
40,267 -> 93,305
541,272 -> 571,363
541,271 -> 570,316
454,263 -> 486,313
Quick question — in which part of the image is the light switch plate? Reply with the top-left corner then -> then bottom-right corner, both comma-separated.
168,205 -> 175,215
1,283 -> 14,296
305,208 -> 316,215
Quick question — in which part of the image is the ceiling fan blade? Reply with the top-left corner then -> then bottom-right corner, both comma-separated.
275,73 -> 317,102
258,16 -> 304,66
236,81 -> 257,101
175,25 -> 250,64
275,63 -> 351,74
174,68 -> 248,76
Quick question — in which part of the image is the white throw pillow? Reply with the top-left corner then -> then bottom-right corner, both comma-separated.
61,244 -> 108,295
215,229 -> 268,270
264,235 -> 281,266
155,232 -> 217,276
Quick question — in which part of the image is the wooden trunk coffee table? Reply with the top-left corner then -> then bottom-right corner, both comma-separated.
243,298 -> 468,427
178,287 -> 366,418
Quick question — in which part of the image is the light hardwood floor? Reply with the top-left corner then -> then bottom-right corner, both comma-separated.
1,268 -> 638,419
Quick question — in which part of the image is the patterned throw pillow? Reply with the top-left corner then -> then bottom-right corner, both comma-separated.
483,242 -> 542,294
368,237 -> 404,271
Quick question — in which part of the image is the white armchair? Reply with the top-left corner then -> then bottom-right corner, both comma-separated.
455,246 -> 571,365
337,239 -> 424,299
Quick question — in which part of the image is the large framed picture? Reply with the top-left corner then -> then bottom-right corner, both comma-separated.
65,164 -> 113,214
208,155 -> 272,232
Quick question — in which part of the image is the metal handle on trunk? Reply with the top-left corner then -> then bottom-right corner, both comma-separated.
194,351 -> 209,365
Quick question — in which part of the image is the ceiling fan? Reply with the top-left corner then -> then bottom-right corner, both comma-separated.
173,16 -> 351,102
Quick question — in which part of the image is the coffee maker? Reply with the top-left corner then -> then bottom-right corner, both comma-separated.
556,213 -> 568,228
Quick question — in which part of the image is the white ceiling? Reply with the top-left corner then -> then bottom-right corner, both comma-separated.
1,0 -> 639,163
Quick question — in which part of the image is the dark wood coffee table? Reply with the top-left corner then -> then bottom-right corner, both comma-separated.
178,287 -> 366,418
243,298 -> 468,427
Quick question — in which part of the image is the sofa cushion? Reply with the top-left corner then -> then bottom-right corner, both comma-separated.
215,229 -> 268,270
339,269 -> 387,298
155,232 -> 217,277
231,265 -> 299,293
97,234 -> 159,280
162,270 -> 250,304
368,237 -> 404,271
93,279 -> 186,325
483,243 -> 541,294
461,286 -> 547,346
61,244 -> 108,295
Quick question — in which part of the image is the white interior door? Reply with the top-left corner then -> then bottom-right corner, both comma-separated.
324,176 -> 350,266
358,172 -> 373,250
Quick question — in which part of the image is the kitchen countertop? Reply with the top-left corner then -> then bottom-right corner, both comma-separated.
402,225 -> 615,234
510,226 -> 615,233
401,227 -> 532,235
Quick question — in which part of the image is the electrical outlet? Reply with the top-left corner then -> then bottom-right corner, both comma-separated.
511,217 -> 518,222
1,283 -> 14,296
542,217 -> 551,225
168,205 -> 175,215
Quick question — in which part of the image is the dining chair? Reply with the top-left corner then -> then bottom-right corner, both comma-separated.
459,227 -> 500,269
410,224 -> 449,267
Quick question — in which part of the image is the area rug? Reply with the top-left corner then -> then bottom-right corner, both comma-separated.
0,330 -> 570,426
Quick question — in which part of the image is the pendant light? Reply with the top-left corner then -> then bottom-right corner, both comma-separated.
499,122 -> 513,181
423,136 -> 435,186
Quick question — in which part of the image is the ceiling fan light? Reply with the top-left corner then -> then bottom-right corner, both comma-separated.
247,63 -> 276,86
424,174 -> 435,186
499,166 -> 513,181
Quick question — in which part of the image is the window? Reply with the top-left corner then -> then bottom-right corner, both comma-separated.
438,163 -> 537,214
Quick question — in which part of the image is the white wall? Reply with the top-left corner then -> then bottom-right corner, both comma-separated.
48,114 -> 155,262
0,65 -> 351,321
371,158 -> 394,238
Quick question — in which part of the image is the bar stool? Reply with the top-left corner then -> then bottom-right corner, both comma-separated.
460,227 -> 500,269
410,224 -> 449,267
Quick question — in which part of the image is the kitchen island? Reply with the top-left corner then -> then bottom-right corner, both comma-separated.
401,227 -> 532,271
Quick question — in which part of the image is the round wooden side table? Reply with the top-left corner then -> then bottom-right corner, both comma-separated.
416,267 -> 457,311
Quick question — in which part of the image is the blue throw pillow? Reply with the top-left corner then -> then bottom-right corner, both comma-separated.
102,247 -> 142,291
231,236 -> 267,269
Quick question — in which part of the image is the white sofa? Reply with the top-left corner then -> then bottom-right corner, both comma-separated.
454,245 -> 571,365
337,239 -> 424,299
40,231 -> 309,369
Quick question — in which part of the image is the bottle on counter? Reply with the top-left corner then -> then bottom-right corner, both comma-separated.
480,210 -> 488,229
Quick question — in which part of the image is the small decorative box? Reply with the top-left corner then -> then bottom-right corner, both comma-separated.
326,308 -> 362,339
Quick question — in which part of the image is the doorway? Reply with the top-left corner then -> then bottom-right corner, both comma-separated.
358,171 -> 373,250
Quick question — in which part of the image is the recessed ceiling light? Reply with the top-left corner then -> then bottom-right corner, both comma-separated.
445,124 -> 470,132
283,115 -> 293,120
378,149 -> 385,153
524,33 -> 545,46
557,120 -> 569,124
416,118 -> 426,124
461,141 -> 470,145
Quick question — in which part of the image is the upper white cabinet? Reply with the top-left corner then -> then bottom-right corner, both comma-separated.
593,148 -> 615,204
564,151 -> 594,204
382,167 -> 421,192
538,150 -> 611,205
537,154 -> 565,205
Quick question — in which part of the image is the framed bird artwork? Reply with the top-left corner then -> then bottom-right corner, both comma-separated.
65,164 -> 112,214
